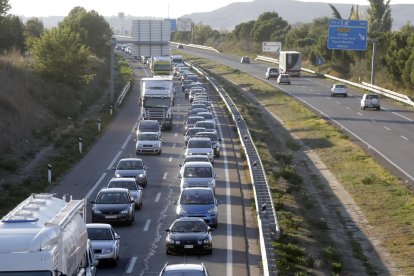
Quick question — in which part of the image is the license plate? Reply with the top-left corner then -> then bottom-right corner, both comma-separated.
105,215 -> 117,219
184,245 -> 193,249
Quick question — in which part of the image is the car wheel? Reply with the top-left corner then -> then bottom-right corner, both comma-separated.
215,153 -> 220,158
112,256 -> 118,267
330,93 -> 334,97
376,106 -> 380,110
208,248 -> 213,254
362,106 -> 366,110
344,94 -> 348,97
166,248 -> 171,255
157,150 -> 162,155
138,200 -> 143,210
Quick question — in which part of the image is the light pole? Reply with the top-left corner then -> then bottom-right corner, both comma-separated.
110,37 -> 116,103
370,38 -> 378,85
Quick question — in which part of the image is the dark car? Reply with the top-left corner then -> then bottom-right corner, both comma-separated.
184,127 -> 206,145
165,217 -> 213,255
91,188 -> 135,225
175,187 -> 220,228
240,56 -> 250,64
113,158 -> 148,187
177,44 -> 184,49
159,263 -> 209,276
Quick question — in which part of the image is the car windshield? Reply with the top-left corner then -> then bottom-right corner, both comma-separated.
200,114 -> 213,120
269,68 -> 278,73
180,190 -> 214,204
117,160 -> 143,170
171,221 -> 207,232
108,181 -> 138,191
87,228 -> 113,240
96,192 -> 129,204
184,156 -> 209,163
139,133 -> 159,141
191,104 -> 206,109
367,95 -> 379,99
187,117 -> 204,124
186,128 -> 205,136
183,166 -> 213,178
195,122 -> 214,129
139,123 -> 159,132
196,133 -> 217,141
188,140 -> 211,148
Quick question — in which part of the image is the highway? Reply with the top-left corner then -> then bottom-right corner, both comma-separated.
52,54 -> 259,275
179,47 -> 414,186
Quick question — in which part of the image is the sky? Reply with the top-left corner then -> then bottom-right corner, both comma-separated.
9,0 -> 414,18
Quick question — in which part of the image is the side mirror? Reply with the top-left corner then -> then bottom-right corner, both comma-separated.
90,201 -> 95,204
92,259 -> 99,266
144,166 -> 148,170
177,173 -> 182,179
214,174 -> 217,178
112,167 -> 116,170
173,200 -> 177,205
208,227 -> 215,232
130,200 -> 135,203
218,138 -> 222,141
115,234 -> 120,240
165,228 -> 171,233
179,164 -> 182,167
217,200 -> 222,205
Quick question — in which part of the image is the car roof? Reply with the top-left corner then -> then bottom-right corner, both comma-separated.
109,177 -> 136,183
187,115 -> 204,119
188,137 -> 211,142
86,223 -> 112,229
184,155 -> 210,161
118,158 -> 143,162
163,263 -> 205,272
98,188 -> 129,193
139,120 -> 159,125
183,161 -> 213,167
196,132 -> 217,137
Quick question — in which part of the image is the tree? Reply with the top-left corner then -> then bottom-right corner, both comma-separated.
250,12 -> 289,43
59,7 -> 112,58
0,15 -> 25,51
24,17 -> 44,49
368,0 -> 392,34
0,0 -> 10,17
31,26 -> 91,88
329,4 -> 342,19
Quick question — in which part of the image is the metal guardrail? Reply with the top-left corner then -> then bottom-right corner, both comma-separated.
189,62 -> 279,276
256,55 -> 414,108
171,42 -> 220,53
115,81 -> 131,108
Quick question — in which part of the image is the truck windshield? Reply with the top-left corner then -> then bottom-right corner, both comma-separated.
0,272 -> 53,276
143,97 -> 171,108
153,64 -> 171,71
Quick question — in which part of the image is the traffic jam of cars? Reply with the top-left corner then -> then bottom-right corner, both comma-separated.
87,53 -> 219,274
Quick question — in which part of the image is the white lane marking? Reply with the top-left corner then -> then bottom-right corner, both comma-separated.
310,89 -> 314,92
384,126 -> 391,131
392,112 -> 413,122
211,106 -> 233,276
346,106 -> 351,110
126,257 -> 137,274
336,101 -> 341,105
131,120 -> 139,133
169,156 -> 173,162
325,97 -> 330,100
274,85 -> 414,182
401,136 -> 409,141
86,173 -> 107,199
121,134 -> 132,150
175,133 -> 178,137
155,192 -> 161,202
301,85 -> 305,88
107,150 -> 122,170
316,92 -> 321,95
357,112 -> 363,116
163,172 -> 168,180
173,143 -> 176,148
144,219 -> 151,231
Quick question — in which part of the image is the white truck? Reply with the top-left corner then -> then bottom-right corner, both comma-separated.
140,75 -> 174,130
0,193 -> 97,276
279,51 -> 301,77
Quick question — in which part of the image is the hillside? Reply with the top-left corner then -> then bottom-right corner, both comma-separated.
182,0 -> 413,31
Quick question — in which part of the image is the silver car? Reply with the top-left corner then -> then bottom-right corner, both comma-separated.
185,137 -> 214,163
178,161 -> 216,192
87,223 -> 120,266
107,178 -> 143,209
136,132 -> 162,155
113,158 -> 148,187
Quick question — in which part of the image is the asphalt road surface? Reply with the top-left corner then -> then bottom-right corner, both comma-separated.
179,47 -> 414,187
53,55 -> 258,275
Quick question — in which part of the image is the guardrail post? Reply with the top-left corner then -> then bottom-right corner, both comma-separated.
78,137 -> 83,154
110,105 -> 113,115
47,164 -> 52,184
97,119 -> 101,132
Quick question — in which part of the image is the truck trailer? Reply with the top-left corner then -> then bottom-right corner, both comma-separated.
151,56 -> 172,75
278,51 -> 301,77
140,76 -> 174,130
0,193 -> 97,276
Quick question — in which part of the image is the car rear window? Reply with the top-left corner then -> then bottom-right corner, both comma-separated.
183,166 -> 213,178
188,140 -> 211,148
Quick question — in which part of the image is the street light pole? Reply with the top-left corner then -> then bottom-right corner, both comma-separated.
370,38 -> 377,85
110,37 -> 116,103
